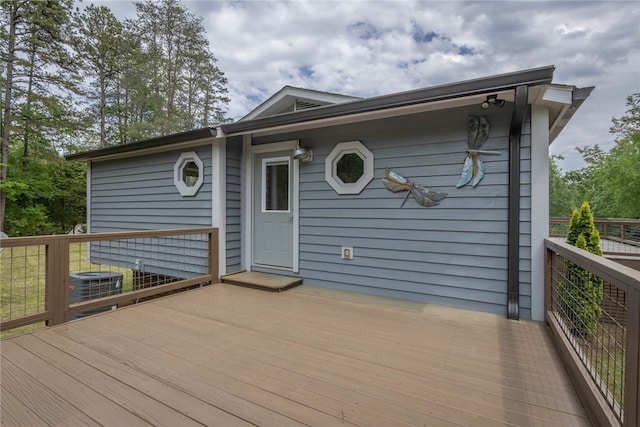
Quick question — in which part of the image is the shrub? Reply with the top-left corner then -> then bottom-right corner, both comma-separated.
561,201 -> 604,338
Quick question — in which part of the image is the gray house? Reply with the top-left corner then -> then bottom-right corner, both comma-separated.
67,65 -> 593,321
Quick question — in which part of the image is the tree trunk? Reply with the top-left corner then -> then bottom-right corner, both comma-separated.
1,2 -> 18,232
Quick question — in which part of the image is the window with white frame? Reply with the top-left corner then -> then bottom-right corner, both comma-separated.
174,151 -> 204,196
325,140 -> 374,194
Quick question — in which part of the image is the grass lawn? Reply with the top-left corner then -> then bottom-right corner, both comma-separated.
1,242 -> 133,338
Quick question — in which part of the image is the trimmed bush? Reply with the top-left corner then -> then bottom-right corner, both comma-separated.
561,201 -> 604,338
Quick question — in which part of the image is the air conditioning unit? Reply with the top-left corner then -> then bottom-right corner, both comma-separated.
69,271 -> 123,319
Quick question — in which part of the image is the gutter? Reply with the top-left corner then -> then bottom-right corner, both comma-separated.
66,127 -> 217,161
222,66 -> 555,135
508,85 -> 529,320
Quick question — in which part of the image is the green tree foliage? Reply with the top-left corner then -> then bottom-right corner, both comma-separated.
561,201 -> 604,338
567,208 -> 580,245
550,93 -> 640,219
597,131 -> 640,218
1,0 -> 230,235
563,145 -> 608,213
120,0 -> 230,143
73,5 -> 132,148
549,155 -> 574,217
1,0 -> 86,235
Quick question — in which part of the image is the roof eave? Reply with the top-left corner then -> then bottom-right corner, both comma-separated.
549,86 -> 595,143
222,65 -> 556,135
66,127 -> 217,161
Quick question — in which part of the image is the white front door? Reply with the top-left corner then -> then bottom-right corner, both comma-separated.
253,151 -> 294,268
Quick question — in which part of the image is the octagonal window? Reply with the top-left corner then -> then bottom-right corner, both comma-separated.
174,152 -> 204,196
325,140 -> 374,195
182,161 -> 200,187
336,153 -> 364,184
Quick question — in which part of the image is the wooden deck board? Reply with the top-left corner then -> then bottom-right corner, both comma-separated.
1,284 -> 591,426
221,271 -> 302,291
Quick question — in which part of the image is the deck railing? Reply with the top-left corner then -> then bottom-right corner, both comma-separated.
1,228 -> 219,335
550,218 -> 640,254
545,237 -> 639,427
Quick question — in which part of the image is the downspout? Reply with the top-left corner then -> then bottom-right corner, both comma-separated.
508,85 -> 528,320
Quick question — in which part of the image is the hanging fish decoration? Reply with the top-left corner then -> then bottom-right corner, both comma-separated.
456,115 -> 500,188
382,168 -> 447,207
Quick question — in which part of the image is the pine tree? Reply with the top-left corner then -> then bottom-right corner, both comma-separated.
1,0 -> 85,235
125,0 -> 229,140
73,5 -> 131,148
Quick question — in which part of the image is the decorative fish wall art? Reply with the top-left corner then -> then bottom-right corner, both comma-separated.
382,168 -> 447,207
456,115 -> 501,188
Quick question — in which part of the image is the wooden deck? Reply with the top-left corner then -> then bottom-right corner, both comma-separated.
1,284 -> 590,426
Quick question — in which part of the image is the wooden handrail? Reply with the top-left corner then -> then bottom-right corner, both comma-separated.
545,238 -> 639,427
1,228 -> 219,333
545,238 -> 640,293
0,227 -> 218,248
550,217 -> 640,225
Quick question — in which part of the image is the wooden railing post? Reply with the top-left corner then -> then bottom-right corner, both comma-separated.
544,245 -> 552,312
625,288 -> 640,427
209,229 -> 219,284
46,237 -> 70,326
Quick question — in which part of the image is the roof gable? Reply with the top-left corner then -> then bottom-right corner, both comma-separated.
240,86 -> 361,121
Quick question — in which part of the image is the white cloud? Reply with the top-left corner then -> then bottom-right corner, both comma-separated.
96,0 -> 640,171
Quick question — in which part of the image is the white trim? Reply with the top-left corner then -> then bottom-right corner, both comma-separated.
242,136 -> 251,271
325,140 -> 374,194
241,87 -> 359,121
174,151 -> 204,196
86,162 -> 92,263
541,86 -> 573,104
530,104 -> 549,321
292,153 -> 300,273
243,139 -> 300,273
212,140 -> 226,276
86,162 -> 91,233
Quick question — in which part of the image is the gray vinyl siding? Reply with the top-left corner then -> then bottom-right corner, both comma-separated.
253,106 -> 527,317
88,145 -> 214,279
226,137 -> 243,272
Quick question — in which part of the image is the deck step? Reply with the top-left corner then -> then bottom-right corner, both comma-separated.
221,271 -> 302,292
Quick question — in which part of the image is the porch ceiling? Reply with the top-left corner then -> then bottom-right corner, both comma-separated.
1,284 -> 590,426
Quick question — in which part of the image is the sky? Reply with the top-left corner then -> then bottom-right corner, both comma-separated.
95,0 -> 640,172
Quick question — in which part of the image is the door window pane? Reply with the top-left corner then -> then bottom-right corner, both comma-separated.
264,161 -> 289,211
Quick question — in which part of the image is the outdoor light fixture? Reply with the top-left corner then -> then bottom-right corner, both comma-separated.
481,94 -> 506,109
292,143 -> 313,162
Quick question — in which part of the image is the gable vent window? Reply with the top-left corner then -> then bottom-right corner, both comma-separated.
295,99 -> 323,111
174,151 -> 204,196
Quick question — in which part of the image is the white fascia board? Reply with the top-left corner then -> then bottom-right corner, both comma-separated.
541,86 -> 573,105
